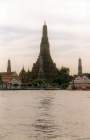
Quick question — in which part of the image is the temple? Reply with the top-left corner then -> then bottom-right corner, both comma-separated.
7,59 -> 11,73
69,58 -> 90,90
78,58 -> 82,76
0,59 -> 19,86
31,23 -> 58,81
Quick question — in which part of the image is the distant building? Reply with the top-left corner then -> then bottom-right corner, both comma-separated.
78,58 -> 82,76
7,59 -> 11,73
31,22 -> 58,81
73,75 -> 90,89
0,59 -> 20,88
69,58 -> 90,90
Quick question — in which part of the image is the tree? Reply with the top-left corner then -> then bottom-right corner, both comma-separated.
32,79 -> 48,88
0,75 -> 2,84
19,67 -> 27,83
83,73 -> 90,79
26,69 -> 32,83
53,67 -> 72,89
0,75 -> 3,88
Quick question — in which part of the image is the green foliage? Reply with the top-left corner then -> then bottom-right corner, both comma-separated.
32,79 -> 48,88
83,73 -> 90,79
59,67 -> 70,75
0,75 -> 2,84
19,66 -> 73,89
26,70 -> 32,82
53,67 -> 72,89
19,67 -> 27,83
19,68 -> 32,83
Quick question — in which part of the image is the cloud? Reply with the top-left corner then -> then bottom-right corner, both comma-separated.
0,26 -> 41,46
0,0 -> 90,73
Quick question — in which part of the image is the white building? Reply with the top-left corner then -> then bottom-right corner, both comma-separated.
68,58 -> 90,90
73,75 -> 90,90
10,78 -> 21,89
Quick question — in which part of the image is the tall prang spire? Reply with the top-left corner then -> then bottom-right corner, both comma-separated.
31,23 -> 58,81
43,22 -> 48,37
40,22 -> 50,57
41,22 -> 49,45
78,58 -> 82,76
7,59 -> 11,73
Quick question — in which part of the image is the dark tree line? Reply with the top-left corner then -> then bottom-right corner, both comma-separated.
52,67 -> 73,89
19,67 -> 73,89
19,67 -> 32,83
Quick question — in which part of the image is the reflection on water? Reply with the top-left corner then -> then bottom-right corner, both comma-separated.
32,94 -> 60,139
0,90 -> 90,140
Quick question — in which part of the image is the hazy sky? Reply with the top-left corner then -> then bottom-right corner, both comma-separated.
0,0 -> 90,74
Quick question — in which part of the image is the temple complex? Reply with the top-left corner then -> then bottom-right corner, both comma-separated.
31,23 -> 58,81
69,58 -> 90,90
0,60 -> 19,85
78,58 -> 82,76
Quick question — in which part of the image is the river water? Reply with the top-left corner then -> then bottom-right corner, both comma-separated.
0,90 -> 90,140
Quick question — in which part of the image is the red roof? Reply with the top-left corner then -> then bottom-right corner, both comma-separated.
0,72 -> 19,83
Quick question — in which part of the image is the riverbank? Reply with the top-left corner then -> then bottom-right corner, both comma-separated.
0,87 -> 61,90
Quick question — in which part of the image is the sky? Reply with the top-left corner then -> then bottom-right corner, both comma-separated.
0,0 -> 90,74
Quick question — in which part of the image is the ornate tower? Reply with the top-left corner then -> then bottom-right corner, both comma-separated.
31,23 -> 58,81
78,58 -> 82,76
7,59 -> 11,73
